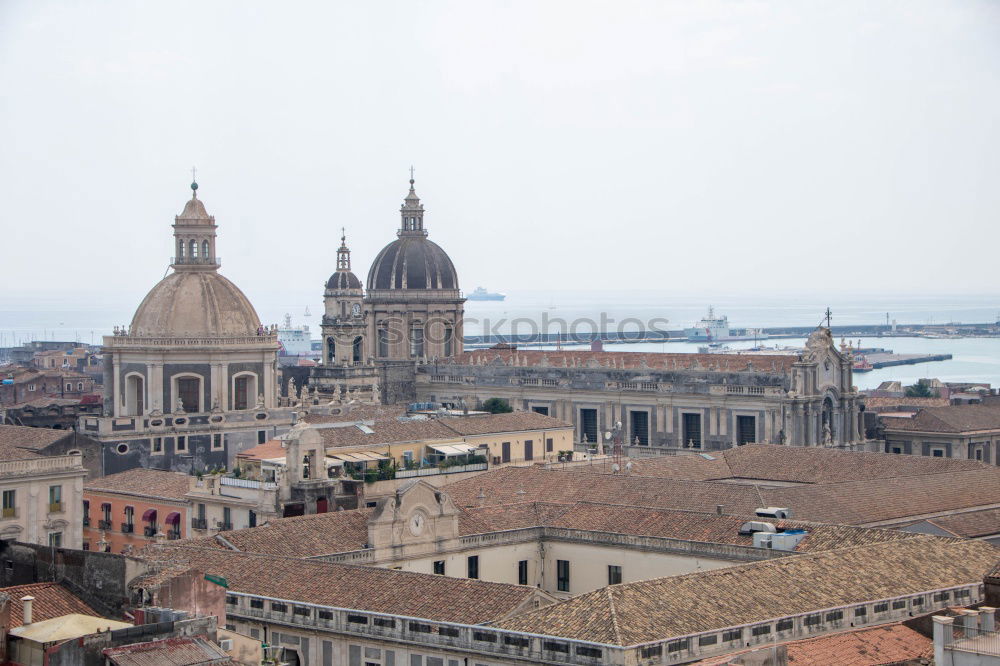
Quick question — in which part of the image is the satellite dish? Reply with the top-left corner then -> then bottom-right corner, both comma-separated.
604,431 -> 612,441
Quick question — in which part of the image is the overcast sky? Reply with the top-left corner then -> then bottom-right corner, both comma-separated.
2,1 -> 999,318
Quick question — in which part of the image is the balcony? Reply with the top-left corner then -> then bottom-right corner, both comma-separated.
191,517 -> 208,530
82,516 -> 90,527
171,255 -> 221,267
167,531 -> 181,541
120,523 -> 134,534
98,519 -> 112,530
49,502 -> 63,514
2,508 -> 16,519
143,525 -> 157,537
217,522 -> 233,532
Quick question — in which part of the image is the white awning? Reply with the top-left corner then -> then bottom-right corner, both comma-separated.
428,443 -> 478,456
330,452 -> 390,463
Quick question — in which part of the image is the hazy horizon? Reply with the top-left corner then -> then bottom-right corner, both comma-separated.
2,1 -> 999,304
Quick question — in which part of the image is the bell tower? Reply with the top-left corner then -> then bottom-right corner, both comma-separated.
172,177 -> 219,271
398,169 -> 428,237
321,230 -> 367,366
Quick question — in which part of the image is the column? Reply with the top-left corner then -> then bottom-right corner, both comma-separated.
150,363 -> 164,413
932,615 -> 953,666
219,362 -> 229,411
263,357 -> 274,408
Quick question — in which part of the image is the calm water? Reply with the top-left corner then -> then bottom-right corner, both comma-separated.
3,291 -> 1000,390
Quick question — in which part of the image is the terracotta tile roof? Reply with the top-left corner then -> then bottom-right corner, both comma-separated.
718,444 -> 984,484
235,439 -> 286,462
881,405 -> 1000,433
302,404 -> 407,424
444,461 -> 1000,526
925,507 -> 1000,538
85,468 -> 191,502
438,411 -> 572,436
863,396 -> 950,410
318,418 -> 458,449
104,636 -> 233,666
574,444 -> 985,485
0,425 -> 68,458
178,509 -> 373,557
690,622 -> 932,665
0,582 -> 101,628
139,546 -> 540,624
449,349 -> 798,374
494,536 -> 999,645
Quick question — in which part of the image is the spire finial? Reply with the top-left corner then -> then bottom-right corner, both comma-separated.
190,166 -> 198,198
341,226 -> 346,244
409,165 -> 415,186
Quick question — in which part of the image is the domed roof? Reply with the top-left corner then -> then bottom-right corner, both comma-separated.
326,270 -> 362,291
130,271 -> 261,337
367,236 -> 459,291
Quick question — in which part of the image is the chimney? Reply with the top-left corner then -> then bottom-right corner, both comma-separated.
716,505 -> 725,515
21,596 -> 34,625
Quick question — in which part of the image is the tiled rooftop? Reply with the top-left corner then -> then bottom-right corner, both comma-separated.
690,621 -> 933,665
924,507 -> 1000,538
0,582 -> 100,628
437,411 -> 571,435
494,536 -> 998,645
179,508 -> 373,557
0,425 -> 67,460
138,546 -> 541,624
448,349 -> 798,373
443,458 -> 1000,526
104,636 -> 234,666
85,468 -> 191,502
881,405 -> 1000,433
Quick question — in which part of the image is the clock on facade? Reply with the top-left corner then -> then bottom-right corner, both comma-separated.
408,512 -> 426,536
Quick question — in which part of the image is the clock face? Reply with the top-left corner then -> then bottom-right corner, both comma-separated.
408,512 -> 426,536
351,303 -> 361,316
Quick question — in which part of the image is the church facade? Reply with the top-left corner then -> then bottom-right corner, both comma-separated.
414,329 -> 865,452
310,178 -> 465,404
81,182 -> 295,475
304,176 -> 863,451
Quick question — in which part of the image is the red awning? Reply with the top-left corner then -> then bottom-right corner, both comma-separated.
141,509 -> 157,521
164,512 -> 180,525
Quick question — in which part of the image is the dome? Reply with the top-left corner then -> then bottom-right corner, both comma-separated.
130,271 -> 261,337
366,236 -> 459,291
326,270 -> 362,291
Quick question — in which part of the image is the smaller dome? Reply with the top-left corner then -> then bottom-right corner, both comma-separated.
326,271 -> 362,291
177,197 -> 213,223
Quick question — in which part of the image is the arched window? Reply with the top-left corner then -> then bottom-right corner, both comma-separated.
178,240 -> 185,259
327,338 -> 336,364
173,375 -> 202,413
233,373 -> 257,411
202,240 -> 210,259
124,374 -> 144,416
353,336 -> 363,363
189,239 -> 198,259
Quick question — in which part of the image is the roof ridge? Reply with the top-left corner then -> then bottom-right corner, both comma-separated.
605,586 -> 625,646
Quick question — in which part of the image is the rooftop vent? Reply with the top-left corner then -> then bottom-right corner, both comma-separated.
739,521 -> 777,536
755,507 -> 791,520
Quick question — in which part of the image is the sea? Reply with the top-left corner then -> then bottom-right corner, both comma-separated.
3,290 -> 1000,392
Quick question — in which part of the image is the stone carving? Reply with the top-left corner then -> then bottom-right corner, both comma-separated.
823,422 -> 833,445
288,378 -> 297,400
371,382 -> 381,404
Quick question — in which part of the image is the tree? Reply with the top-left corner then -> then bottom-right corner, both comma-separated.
904,380 -> 937,398
482,398 -> 513,414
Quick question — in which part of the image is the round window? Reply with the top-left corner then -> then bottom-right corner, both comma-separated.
116,443 -> 129,455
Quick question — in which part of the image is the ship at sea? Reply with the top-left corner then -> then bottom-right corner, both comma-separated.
467,286 -> 506,301
684,307 -> 768,342
277,313 -> 314,358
